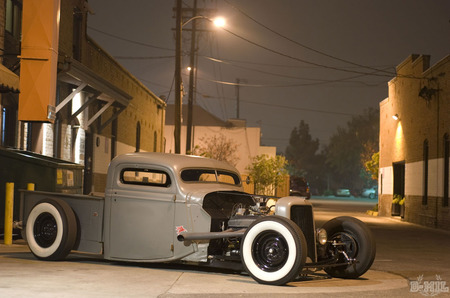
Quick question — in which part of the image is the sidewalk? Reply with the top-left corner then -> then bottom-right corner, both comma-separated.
0,238 -> 409,297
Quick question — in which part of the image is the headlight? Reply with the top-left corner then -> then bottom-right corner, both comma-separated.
316,228 -> 327,245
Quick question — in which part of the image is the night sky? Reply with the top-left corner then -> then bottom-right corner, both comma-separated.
87,0 -> 450,152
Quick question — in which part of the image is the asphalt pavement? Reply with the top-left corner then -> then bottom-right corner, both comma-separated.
0,196 -> 449,297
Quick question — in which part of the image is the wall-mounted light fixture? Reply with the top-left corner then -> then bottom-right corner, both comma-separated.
392,114 -> 399,121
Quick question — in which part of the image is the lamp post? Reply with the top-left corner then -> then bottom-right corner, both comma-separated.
185,0 -> 198,154
174,0 -> 182,154
174,2 -> 225,154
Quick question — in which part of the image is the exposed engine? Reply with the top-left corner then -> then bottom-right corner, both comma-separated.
202,191 -> 278,259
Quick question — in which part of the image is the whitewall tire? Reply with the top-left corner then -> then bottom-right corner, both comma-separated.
240,216 -> 306,285
26,199 -> 77,260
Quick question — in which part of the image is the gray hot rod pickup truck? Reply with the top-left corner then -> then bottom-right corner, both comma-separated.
19,152 -> 375,285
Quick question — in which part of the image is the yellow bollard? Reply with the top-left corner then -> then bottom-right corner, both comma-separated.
27,183 -> 35,191
4,182 -> 14,245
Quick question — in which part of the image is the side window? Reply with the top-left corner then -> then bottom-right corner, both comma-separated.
199,172 -> 216,182
217,170 -> 241,185
121,168 -> 171,187
181,169 -> 241,186
181,169 -> 215,182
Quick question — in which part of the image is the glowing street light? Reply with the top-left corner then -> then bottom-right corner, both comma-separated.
213,17 -> 226,28
174,0 -> 225,154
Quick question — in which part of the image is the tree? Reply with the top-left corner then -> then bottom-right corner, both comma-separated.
191,134 -> 240,166
325,108 -> 379,191
285,120 -> 326,193
364,151 -> 379,181
246,154 -> 288,195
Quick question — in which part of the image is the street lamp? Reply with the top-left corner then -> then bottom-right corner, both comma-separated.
185,15 -> 224,154
174,0 -> 183,154
174,0 -> 224,154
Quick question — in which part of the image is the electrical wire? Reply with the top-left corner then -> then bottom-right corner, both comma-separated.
197,74 -> 385,88
192,93 -> 357,117
87,26 -> 174,51
115,55 -> 174,60
201,56 -> 390,86
224,0 -> 397,76
221,27 -> 394,78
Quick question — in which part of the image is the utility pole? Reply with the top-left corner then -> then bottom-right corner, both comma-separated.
185,0 -> 197,154
236,78 -> 240,119
173,3 -> 217,153
174,0 -> 182,154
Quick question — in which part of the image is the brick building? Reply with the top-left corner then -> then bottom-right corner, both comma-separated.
0,0 -> 166,193
379,54 -> 450,230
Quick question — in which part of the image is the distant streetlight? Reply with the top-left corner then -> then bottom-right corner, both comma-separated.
174,1 -> 225,154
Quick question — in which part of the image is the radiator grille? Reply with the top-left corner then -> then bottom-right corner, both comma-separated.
290,205 -> 316,261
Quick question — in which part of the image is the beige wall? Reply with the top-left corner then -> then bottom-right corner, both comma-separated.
379,54 -> 450,230
165,123 -> 276,175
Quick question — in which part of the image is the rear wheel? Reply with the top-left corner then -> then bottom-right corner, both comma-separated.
26,198 -> 77,260
321,216 -> 376,278
241,216 -> 307,285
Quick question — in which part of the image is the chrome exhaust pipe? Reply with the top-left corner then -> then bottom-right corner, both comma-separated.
177,228 -> 245,242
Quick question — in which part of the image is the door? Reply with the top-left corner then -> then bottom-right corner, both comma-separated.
108,166 -> 176,260
393,162 -> 405,197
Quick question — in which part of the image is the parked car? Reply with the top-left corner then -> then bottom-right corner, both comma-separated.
335,188 -> 351,197
289,176 -> 311,199
361,187 -> 377,199
19,153 -> 375,286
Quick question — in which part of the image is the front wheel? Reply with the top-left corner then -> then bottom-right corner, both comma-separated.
321,216 -> 376,279
240,216 -> 307,285
25,198 -> 77,261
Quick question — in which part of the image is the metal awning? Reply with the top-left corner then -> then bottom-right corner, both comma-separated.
0,64 -> 20,93
57,58 -> 132,131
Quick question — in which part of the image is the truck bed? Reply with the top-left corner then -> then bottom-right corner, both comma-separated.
20,190 -> 105,254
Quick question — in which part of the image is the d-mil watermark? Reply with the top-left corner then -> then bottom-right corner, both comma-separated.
410,275 -> 449,296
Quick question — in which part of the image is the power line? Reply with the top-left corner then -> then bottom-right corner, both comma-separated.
115,55 -> 174,60
88,25 -> 400,80
240,99 -> 357,117
224,0 -> 396,76
197,74 -> 386,88
201,56 -> 390,86
221,27 -> 395,78
203,55 -> 395,70
191,92 -> 357,117
87,26 -> 174,51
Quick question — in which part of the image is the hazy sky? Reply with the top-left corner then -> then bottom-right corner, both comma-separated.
87,0 -> 450,152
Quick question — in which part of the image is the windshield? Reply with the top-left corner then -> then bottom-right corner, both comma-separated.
181,168 -> 241,186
